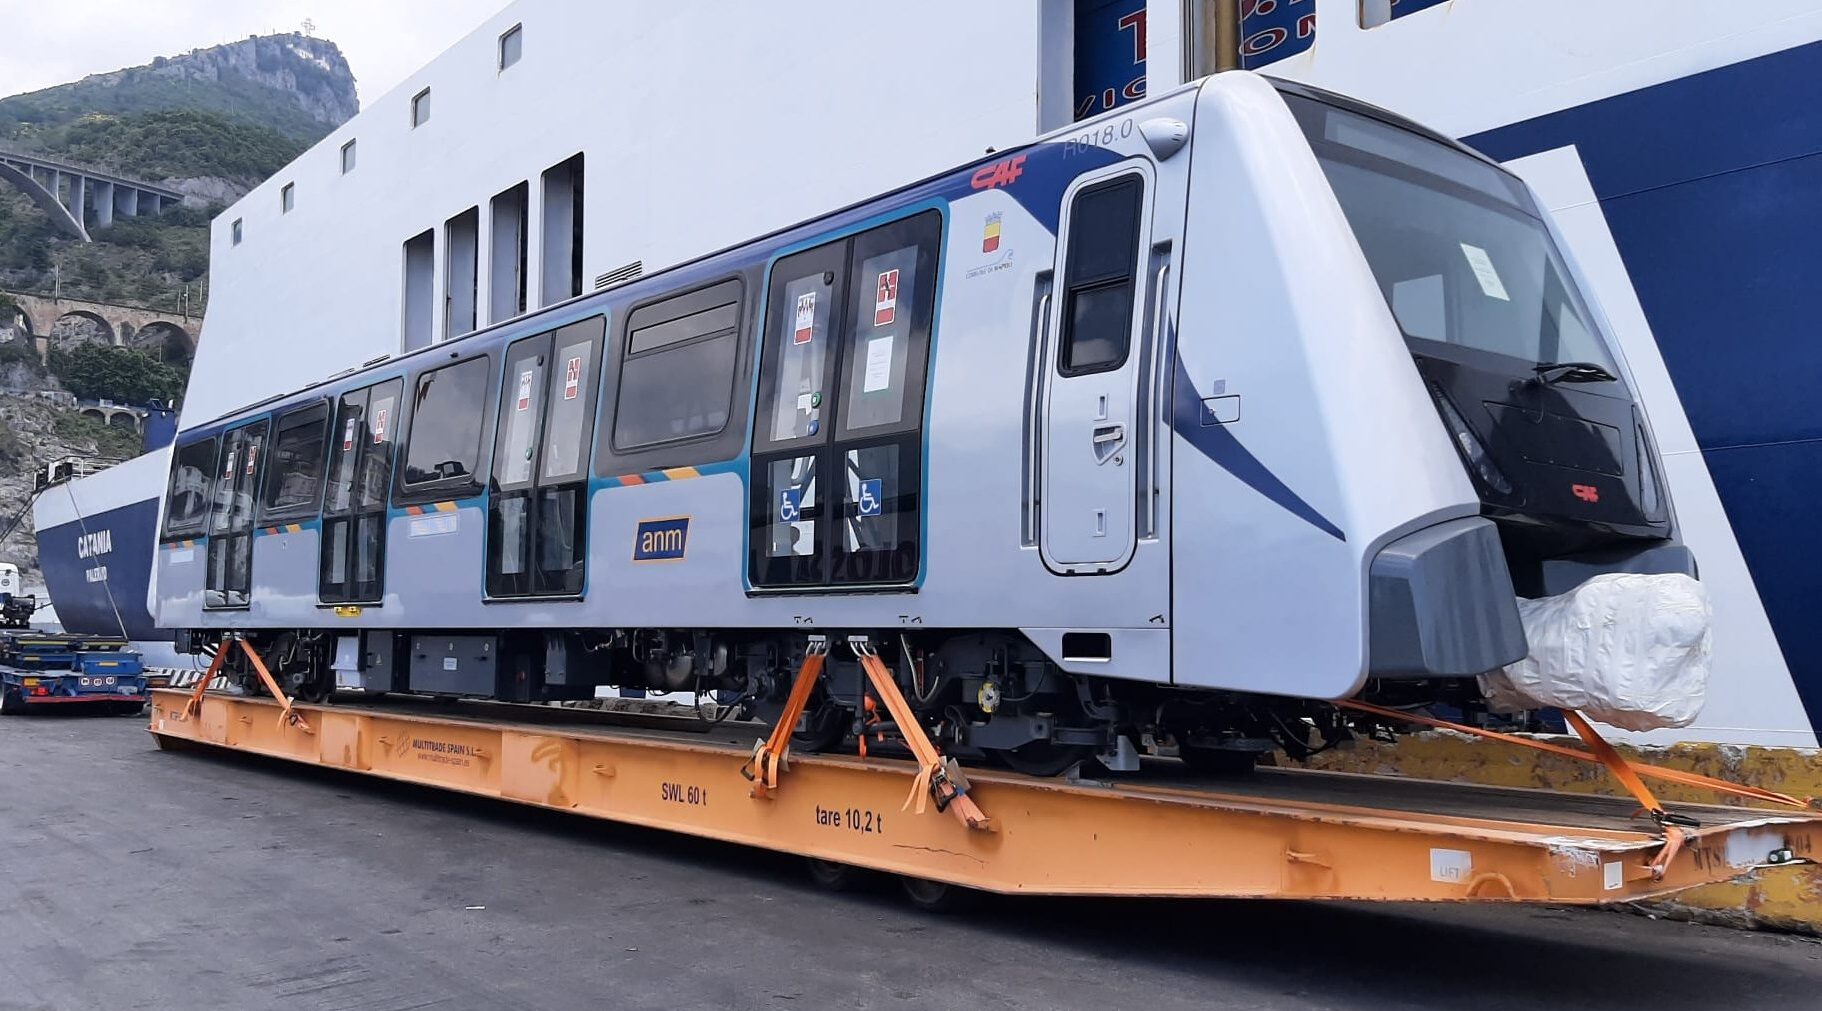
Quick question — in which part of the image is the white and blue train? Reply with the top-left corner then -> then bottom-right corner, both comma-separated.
153,73 -> 1692,773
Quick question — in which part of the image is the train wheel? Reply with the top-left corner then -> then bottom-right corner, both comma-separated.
805,858 -> 862,892
791,701 -> 847,753
997,741 -> 1091,778
898,876 -> 973,913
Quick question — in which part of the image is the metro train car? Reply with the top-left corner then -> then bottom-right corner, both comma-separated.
154,72 -> 1693,774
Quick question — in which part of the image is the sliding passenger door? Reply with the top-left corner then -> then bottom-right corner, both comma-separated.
748,211 -> 941,588
486,317 -> 604,597
205,419 -> 269,608
320,379 -> 402,604
1041,171 -> 1150,573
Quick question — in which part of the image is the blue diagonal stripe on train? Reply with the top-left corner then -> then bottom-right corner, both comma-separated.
1171,357 -> 1346,542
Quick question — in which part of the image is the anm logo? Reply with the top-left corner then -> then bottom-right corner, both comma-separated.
633,517 -> 690,563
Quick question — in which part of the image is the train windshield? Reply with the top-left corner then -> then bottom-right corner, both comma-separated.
1286,93 -> 1617,373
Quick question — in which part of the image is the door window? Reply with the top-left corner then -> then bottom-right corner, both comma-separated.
205,420 -> 268,608
320,378 -> 402,603
749,211 -> 941,588
487,316 -> 604,598
1058,176 -> 1144,375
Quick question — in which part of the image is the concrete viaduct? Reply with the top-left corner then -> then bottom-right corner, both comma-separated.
0,147 -> 183,242
2,291 -> 198,363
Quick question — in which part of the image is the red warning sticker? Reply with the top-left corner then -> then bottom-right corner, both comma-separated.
874,269 -> 899,327
793,292 -> 816,345
245,443 -> 259,476
372,407 -> 389,444
563,356 -> 582,400
342,418 -> 357,452
516,369 -> 534,412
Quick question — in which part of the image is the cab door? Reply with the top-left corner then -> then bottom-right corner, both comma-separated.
486,317 -> 605,597
205,419 -> 268,608
1040,169 -> 1150,573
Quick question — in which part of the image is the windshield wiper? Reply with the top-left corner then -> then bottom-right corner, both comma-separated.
1533,361 -> 1618,385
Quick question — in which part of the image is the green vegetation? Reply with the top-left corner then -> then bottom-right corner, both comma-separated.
53,109 -> 307,183
0,187 -> 209,311
51,409 -> 143,460
47,344 -> 186,405
0,44 -> 340,151
0,339 -> 45,376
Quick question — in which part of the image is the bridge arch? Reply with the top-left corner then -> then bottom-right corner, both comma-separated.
0,161 -> 88,241
130,320 -> 196,364
50,310 -> 117,348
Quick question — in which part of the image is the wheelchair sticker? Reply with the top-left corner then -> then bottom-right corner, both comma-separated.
857,478 -> 882,518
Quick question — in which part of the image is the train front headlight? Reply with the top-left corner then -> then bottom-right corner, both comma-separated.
1429,384 -> 1513,496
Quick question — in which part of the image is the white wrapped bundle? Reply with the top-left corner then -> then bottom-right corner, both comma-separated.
1480,572 -> 1711,731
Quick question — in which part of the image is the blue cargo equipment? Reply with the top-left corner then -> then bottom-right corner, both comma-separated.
0,632 -> 149,714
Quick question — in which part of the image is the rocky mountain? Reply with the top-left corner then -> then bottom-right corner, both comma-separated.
1,34 -> 357,205
0,33 -> 358,314
0,35 -> 358,579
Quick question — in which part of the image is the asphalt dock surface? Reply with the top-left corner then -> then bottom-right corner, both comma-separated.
3,711 -> 1820,1011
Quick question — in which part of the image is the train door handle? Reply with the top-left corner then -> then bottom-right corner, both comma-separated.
1092,423 -> 1126,463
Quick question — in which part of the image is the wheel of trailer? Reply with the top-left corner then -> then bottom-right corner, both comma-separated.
1180,746 -> 1261,775
997,740 -> 1092,778
898,876 -> 973,913
0,687 -> 23,715
805,858 -> 863,892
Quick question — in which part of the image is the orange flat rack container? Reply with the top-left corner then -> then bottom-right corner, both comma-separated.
148,688 -> 1821,903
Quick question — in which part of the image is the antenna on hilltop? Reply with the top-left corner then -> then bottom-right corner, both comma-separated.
301,18 -> 316,37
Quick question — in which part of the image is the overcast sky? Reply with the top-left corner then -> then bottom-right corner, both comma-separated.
0,0 -> 508,107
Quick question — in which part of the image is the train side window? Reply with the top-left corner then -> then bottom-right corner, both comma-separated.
320,378 -> 402,604
259,402 -> 330,521
613,279 -> 742,451
161,437 -> 218,540
1058,175 -> 1144,376
402,356 -> 492,487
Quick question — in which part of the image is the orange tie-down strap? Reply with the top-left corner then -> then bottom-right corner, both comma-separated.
1336,699 -> 1816,878
179,637 -> 313,735
742,639 -> 829,797
854,644 -> 991,832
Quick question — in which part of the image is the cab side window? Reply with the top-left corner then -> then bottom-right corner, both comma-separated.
161,437 -> 218,540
